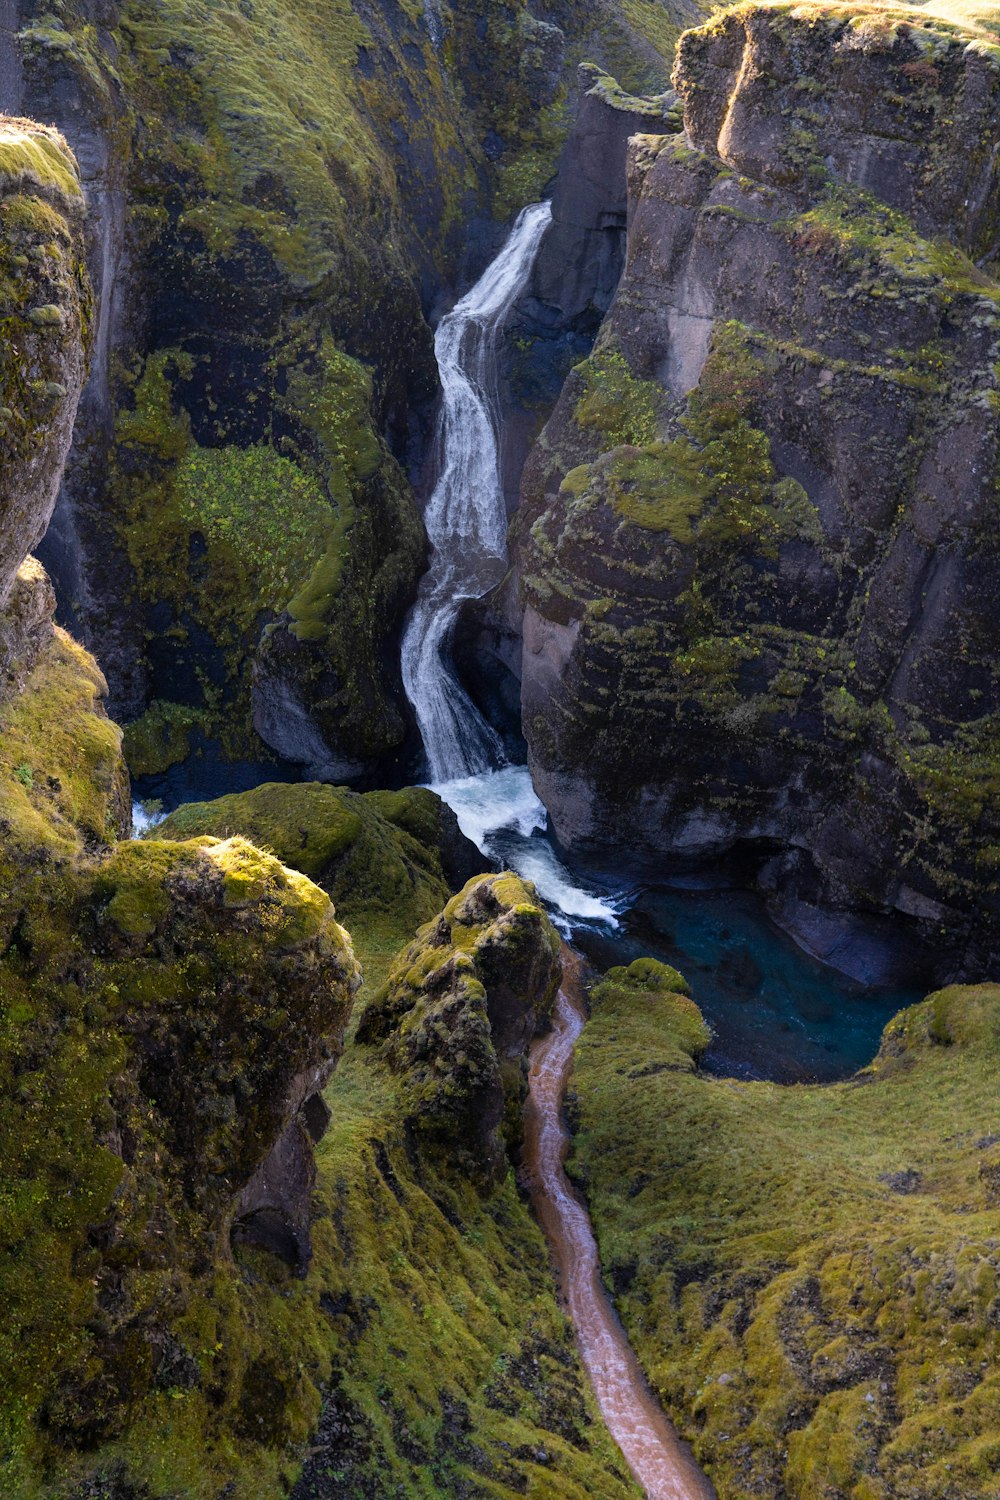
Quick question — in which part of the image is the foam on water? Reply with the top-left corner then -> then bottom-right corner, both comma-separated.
430,764 -> 546,845
430,765 -> 621,929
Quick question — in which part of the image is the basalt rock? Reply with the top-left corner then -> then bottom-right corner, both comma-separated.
528,64 -> 673,339
357,872 -> 561,1185
0,115 -> 91,689
17,0 -> 686,788
0,637 -> 360,1486
518,1 -> 1000,980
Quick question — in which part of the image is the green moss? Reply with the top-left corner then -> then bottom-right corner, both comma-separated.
572,973 -> 1000,1498
606,442 -> 716,538
0,630 -> 126,857
154,782 -> 461,952
122,699 -> 211,778
573,345 -> 662,447
0,120 -> 83,208
178,445 -> 332,609
357,874 -> 561,1183
301,1034 -> 642,1499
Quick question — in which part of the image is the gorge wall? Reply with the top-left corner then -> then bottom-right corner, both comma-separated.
0,111 -> 614,1499
8,0 -> 687,789
517,0 -> 1000,980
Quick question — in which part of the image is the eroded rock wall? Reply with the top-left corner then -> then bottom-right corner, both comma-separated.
357,871 -> 561,1185
0,114 -> 91,686
518,1 -> 1000,977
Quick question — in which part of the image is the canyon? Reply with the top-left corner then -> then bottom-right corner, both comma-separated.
2,1 -> 1000,1498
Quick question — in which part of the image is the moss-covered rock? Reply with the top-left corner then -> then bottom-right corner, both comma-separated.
155,779 -> 484,980
0,114 -> 90,683
0,613 -> 366,1496
358,872 -> 561,1185
517,3 -> 1000,974
17,0 -> 688,782
572,966 -> 1000,1499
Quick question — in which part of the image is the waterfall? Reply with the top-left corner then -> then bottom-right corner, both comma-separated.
401,201 -> 620,928
401,201 -> 552,784
423,0 -> 443,50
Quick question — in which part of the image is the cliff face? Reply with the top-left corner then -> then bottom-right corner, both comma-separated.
358,871 -> 562,1185
13,0 -> 685,787
0,126 -> 365,1490
0,117 -> 91,685
518,1 -> 1000,978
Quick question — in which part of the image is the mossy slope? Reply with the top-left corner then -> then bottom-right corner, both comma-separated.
358,872 -> 562,1184
0,624 -> 365,1499
572,962 -> 1000,1499
0,114 -> 90,625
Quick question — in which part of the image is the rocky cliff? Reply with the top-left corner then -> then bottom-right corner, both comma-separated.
518,0 -> 1000,979
358,871 -> 562,1183
9,0 -> 686,789
0,116 -> 90,687
0,124 -> 364,1493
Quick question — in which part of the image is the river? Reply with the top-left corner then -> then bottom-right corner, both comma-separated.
399,204 -> 717,1500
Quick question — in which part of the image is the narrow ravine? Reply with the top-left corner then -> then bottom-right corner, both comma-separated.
523,949 -> 715,1500
400,207 -> 715,1500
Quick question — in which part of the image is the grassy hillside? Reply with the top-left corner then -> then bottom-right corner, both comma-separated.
572,961 -> 1000,1499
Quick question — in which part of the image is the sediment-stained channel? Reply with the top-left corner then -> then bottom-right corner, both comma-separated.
523,950 -> 715,1500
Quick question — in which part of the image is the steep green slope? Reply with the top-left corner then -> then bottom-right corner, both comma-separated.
154,789 -> 640,1496
572,961 -> 1000,1499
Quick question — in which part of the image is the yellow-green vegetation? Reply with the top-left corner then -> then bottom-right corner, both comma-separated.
110,337 -> 420,763
155,779 -> 474,983
358,873 -> 562,1183
134,794 -> 640,1496
121,698 -> 211,778
0,119 -> 91,604
293,1031 -> 641,1500
572,965 -> 1000,1499
0,626 -> 127,851
574,344 -> 662,447
0,621 -> 373,1499
569,326 -> 809,558
0,118 -> 83,207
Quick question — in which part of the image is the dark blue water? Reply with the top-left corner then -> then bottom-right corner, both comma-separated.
576,884 -> 919,1083
131,731 -> 302,819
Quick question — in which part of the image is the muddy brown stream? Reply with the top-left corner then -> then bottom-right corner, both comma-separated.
523,950 -> 715,1500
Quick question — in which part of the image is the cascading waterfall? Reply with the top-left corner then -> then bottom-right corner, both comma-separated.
401,201 -> 551,783
401,201 -> 621,927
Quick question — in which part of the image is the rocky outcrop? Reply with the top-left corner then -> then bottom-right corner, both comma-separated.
0,115 -> 90,686
156,779 -> 484,937
357,872 -> 561,1184
528,64 -> 673,338
0,631 -> 360,1486
10,0 -> 684,788
518,1 -> 1000,979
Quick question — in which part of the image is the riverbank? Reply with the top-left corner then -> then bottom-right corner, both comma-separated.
524,948 -> 715,1500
